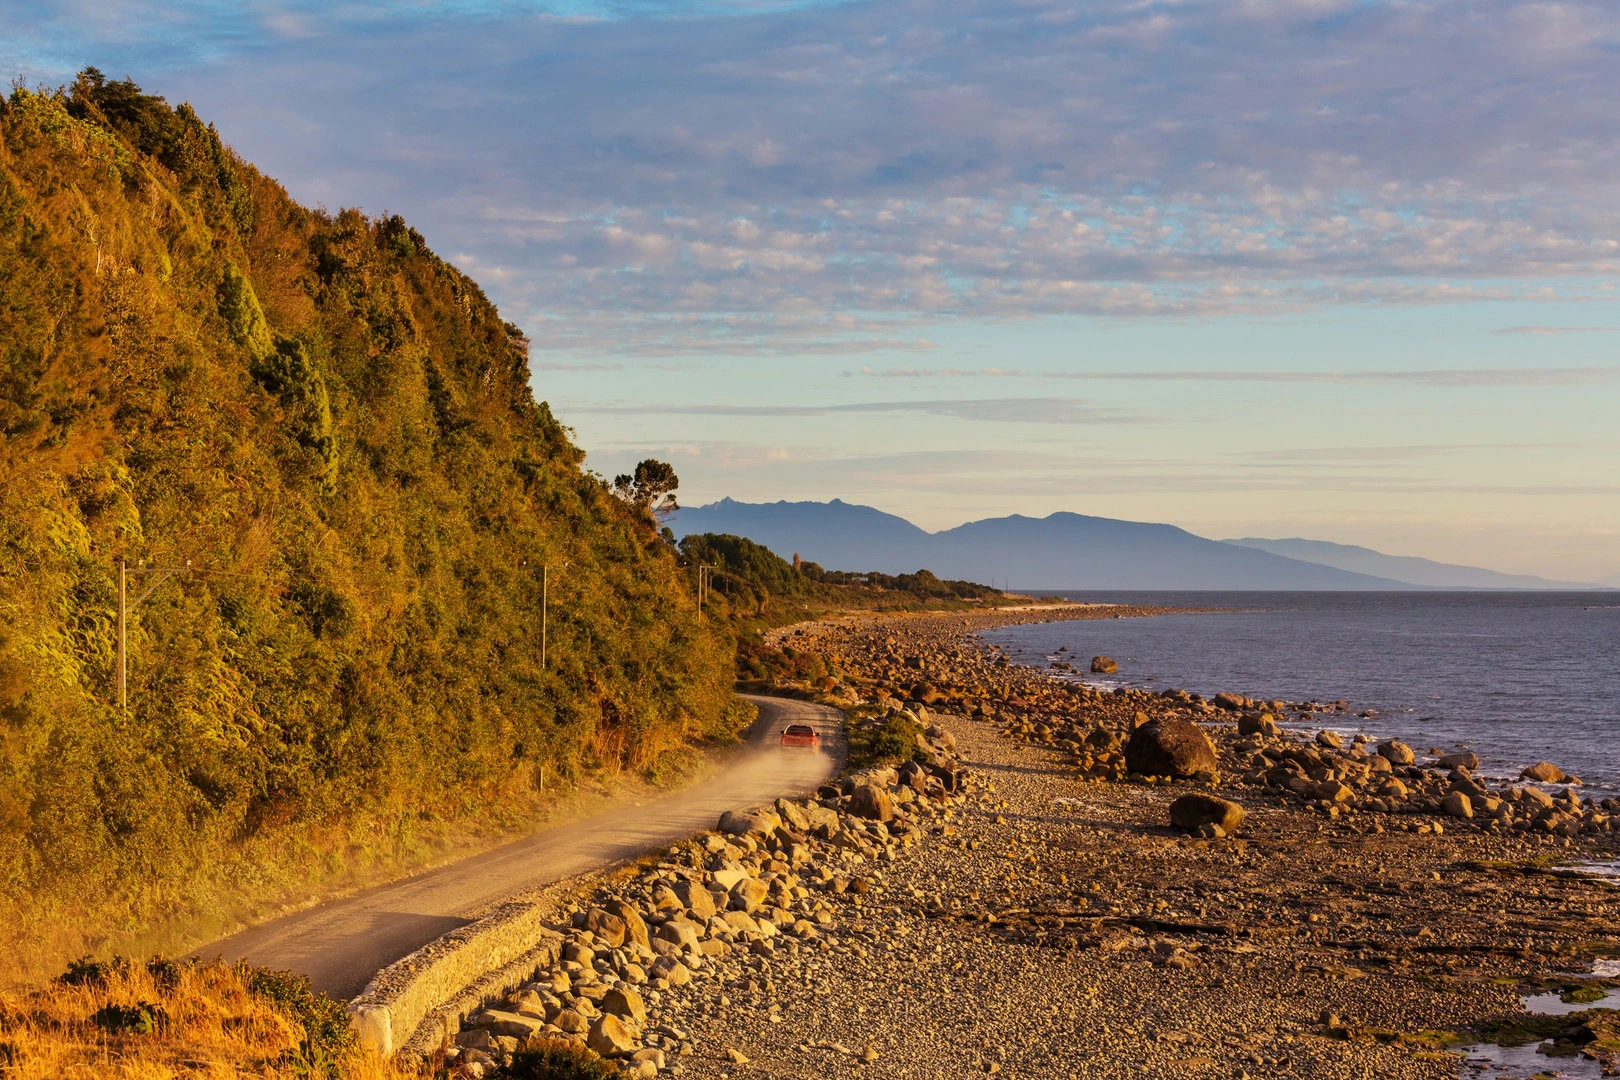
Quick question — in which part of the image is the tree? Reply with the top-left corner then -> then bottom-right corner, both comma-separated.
613,459 -> 679,522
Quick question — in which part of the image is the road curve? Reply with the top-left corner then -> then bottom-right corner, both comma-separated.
199,695 -> 842,999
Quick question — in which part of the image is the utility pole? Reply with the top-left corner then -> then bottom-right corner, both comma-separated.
116,557 -> 192,710
697,564 -> 713,623
524,559 -> 566,668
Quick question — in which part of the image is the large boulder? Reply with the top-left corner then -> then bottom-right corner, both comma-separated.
607,900 -> 650,950
584,908 -> 627,948
1212,692 -> 1247,712
587,1013 -> 638,1057
1376,740 -> 1415,766
717,808 -> 781,838
1125,719 -> 1218,779
1168,794 -> 1245,834
1522,761 -> 1567,784
473,1009 -> 544,1039
1237,713 -> 1280,738
1090,656 -> 1119,674
849,784 -> 895,822
602,985 -> 647,1023
1438,750 -> 1480,771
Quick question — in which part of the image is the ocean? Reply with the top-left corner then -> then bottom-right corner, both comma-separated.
981,591 -> 1620,795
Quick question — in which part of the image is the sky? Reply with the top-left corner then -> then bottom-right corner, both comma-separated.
5,0 -> 1620,581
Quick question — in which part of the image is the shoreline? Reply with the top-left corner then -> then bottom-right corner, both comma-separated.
977,600 -> 1620,798
428,604 -> 1620,1079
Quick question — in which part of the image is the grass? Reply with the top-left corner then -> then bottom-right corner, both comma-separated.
0,958 -> 421,1079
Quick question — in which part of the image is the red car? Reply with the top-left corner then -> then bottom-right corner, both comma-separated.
780,724 -> 821,750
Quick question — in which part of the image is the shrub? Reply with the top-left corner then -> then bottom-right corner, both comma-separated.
244,966 -> 354,1077
507,1037 -> 619,1080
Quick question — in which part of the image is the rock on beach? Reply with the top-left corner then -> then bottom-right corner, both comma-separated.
1125,718 -> 1218,779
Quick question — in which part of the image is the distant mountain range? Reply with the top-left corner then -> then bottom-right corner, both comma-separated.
1223,537 -> 1600,591
673,498 -> 1612,591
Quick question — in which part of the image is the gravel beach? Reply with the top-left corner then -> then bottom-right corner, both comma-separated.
444,605 -> 1620,1080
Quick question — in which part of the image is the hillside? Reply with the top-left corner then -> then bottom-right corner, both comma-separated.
674,500 -> 1409,590
1224,537 -> 1605,590
0,73 -> 735,977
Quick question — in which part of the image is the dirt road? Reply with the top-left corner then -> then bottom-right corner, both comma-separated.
199,695 -> 842,999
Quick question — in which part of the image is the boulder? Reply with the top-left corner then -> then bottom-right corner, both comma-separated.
602,986 -> 646,1023
1438,751 -> 1480,771
649,956 -> 691,986
1316,730 -> 1343,750
673,879 -> 717,920
774,799 -> 810,832
1125,719 -> 1218,779
1237,713 -> 1280,738
584,908 -> 627,948
1091,656 -> 1119,674
473,1010 -> 544,1039
849,784 -> 895,822
1442,791 -> 1474,819
1520,785 -> 1555,809
587,1013 -> 638,1057
1168,794 -> 1246,834
655,917 -> 702,951
1376,740 -> 1416,766
607,900 -> 650,950
1212,692 -> 1247,712
717,808 -> 781,838
553,1008 -> 588,1034
1522,761 -> 1567,784
730,878 -> 771,914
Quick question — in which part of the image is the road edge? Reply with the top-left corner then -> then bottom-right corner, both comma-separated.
347,695 -> 847,1058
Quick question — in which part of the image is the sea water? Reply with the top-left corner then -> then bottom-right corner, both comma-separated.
982,592 -> 1620,794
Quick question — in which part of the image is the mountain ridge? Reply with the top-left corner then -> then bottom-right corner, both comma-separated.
674,500 -> 1411,590
1223,537 -> 1606,590
675,499 -> 1609,591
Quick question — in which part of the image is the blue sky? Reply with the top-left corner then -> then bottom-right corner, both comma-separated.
7,0 -> 1619,579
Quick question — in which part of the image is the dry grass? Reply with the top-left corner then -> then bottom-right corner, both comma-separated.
0,960 -> 425,1079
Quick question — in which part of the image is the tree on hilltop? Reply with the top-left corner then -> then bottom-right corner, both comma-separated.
613,459 -> 679,522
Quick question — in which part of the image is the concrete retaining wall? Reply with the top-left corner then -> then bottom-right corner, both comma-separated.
346,900 -> 563,1057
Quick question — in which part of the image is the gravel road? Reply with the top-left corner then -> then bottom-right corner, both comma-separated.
199,695 -> 843,999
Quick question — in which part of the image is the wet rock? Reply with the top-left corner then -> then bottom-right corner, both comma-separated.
1522,761 -> 1568,783
1376,740 -> 1416,766
1091,655 -> 1118,674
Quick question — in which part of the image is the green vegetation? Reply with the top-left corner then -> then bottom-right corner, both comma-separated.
845,708 -> 929,771
0,73 -> 735,977
678,532 -> 1007,679
506,1038 -> 619,1080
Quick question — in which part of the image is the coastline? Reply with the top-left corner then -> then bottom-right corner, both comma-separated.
373,602 -> 1620,1078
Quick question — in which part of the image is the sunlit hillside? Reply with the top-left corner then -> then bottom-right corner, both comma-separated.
0,71 -> 737,979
